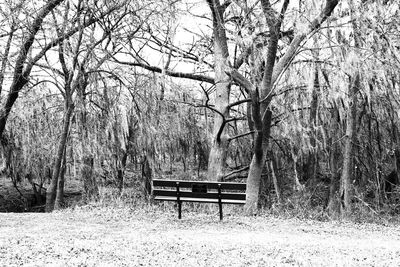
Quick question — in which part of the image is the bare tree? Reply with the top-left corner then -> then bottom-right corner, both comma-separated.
44,0 -> 132,211
226,0 -> 339,214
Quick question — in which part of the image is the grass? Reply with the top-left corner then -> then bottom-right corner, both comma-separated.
2,176 -> 400,266
1,204 -> 400,266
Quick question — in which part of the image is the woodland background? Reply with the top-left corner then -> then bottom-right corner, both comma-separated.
0,0 -> 399,220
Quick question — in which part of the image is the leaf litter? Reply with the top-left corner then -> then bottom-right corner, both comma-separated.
0,206 -> 400,266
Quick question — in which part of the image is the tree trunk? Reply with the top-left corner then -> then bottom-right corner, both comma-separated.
45,104 -> 73,212
207,137 -> 228,181
243,1 -> 282,211
206,0 -> 230,181
245,153 -> 264,213
54,151 -> 67,210
82,156 -> 99,202
339,15 -> 362,218
339,74 -> 359,217
307,60 -> 320,184
141,155 -> 152,200
244,104 -> 272,214
327,142 -> 341,216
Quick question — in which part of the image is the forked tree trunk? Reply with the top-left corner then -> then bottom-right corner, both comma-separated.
45,104 -> 73,212
244,104 -> 272,214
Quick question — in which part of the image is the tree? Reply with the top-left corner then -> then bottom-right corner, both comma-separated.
0,0 -> 64,138
226,0 -> 339,214
44,0 -> 135,211
0,0 -> 122,140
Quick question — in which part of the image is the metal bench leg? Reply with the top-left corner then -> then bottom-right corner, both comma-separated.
176,181 -> 182,219
178,200 -> 182,219
218,183 -> 223,220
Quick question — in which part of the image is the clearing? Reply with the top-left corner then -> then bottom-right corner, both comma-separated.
0,206 -> 400,266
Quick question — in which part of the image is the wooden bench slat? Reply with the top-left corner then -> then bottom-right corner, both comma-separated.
154,196 -> 246,204
153,189 -> 246,200
152,179 -> 246,190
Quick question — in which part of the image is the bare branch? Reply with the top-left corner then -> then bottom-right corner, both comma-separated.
114,59 -> 215,84
0,22 -> 15,95
272,0 -> 339,85
228,131 -> 255,142
224,66 -> 254,93
227,99 -> 251,110
223,166 -> 250,179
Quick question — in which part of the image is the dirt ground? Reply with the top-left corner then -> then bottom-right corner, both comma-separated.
1,206 -> 400,266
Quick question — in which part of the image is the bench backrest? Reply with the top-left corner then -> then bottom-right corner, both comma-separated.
152,179 -> 246,201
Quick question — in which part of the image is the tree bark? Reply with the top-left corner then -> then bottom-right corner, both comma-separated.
206,0 -> 231,181
244,97 -> 272,214
339,74 -> 359,216
54,150 -> 67,210
339,12 -> 362,218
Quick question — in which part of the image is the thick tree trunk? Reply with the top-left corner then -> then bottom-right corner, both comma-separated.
245,153 -> 264,213
45,104 -> 73,212
244,102 -> 272,214
206,0 -> 230,181
207,137 -> 228,180
243,0 -> 279,212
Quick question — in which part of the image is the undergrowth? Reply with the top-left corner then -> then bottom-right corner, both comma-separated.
63,185 -> 400,227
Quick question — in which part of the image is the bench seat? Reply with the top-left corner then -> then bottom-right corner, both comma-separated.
154,196 -> 246,204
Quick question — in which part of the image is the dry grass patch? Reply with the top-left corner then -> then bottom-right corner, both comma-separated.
1,206 -> 400,266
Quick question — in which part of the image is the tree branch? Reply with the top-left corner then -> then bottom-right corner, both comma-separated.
223,166 -> 249,179
224,66 -> 254,93
114,59 -> 215,84
228,131 -> 255,142
227,98 -> 251,109
272,0 -> 339,85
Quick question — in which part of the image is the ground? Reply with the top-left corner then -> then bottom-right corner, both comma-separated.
1,205 -> 400,266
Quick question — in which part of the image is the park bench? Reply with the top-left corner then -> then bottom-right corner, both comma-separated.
152,179 -> 246,220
